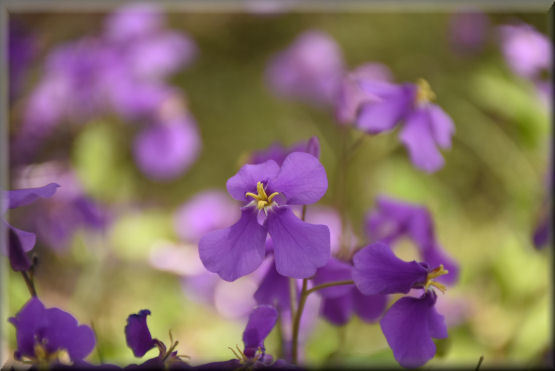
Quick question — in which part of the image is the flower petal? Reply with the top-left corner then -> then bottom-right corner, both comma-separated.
267,152 -> 327,205
44,307 -> 95,361
199,209 -> 267,281
352,290 -> 387,323
321,295 -> 352,326
2,220 -> 36,255
352,242 -> 428,295
125,309 -> 155,358
399,108 -> 445,173
428,104 -> 455,149
380,291 -> 445,368
267,207 -> 330,279
7,226 -> 31,272
242,305 -> 278,358
226,161 -> 280,202
6,183 -> 60,210
254,260 -> 291,312
312,258 -> 353,298
8,298 -> 47,359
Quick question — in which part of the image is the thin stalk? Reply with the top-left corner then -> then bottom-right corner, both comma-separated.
291,279 -> 308,364
306,280 -> 355,296
288,278 -> 297,325
21,271 -> 37,297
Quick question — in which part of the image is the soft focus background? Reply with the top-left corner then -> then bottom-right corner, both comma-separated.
3,4 -> 552,368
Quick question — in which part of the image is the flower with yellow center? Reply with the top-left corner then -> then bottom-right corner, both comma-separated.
415,78 -> 436,105
245,182 -> 279,214
424,264 -> 449,293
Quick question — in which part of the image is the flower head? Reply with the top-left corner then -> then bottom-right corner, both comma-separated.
199,151 -> 330,281
9,298 -> 95,365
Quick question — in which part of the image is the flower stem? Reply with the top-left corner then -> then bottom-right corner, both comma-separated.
306,280 -> 355,296
21,270 -> 37,297
291,278 -> 308,364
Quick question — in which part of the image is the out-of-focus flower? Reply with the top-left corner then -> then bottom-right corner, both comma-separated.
449,12 -> 490,55
9,298 -> 95,365
1,183 -> 59,270
365,195 -> 458,285
266,30 -> 344,106
8,21 -> 37,100
499,22 -> 550,80
199,152 -> 330,281
249,136 -> 320,166
133,116 -> 201,181
125,309 -> 188,368
352,242 -> 448,368
313,258 -> 386,326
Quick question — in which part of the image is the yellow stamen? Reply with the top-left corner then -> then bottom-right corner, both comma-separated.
416,78 -> 436,105
424,264 -> 449,294
245,181 -> 279,211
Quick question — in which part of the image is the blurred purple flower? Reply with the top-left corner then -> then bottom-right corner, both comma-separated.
266,30 -> 344,106
249,136 -> 320,166
352,242 -> 448,368
9,298 -> 95,364
133,116 -> 201,181
2,183 -> 59,269
449,12 -> 490,55
313,258 -> 386,326
365,195 -> 458,285
499,22 -> 551,80
199,152 -> 330,281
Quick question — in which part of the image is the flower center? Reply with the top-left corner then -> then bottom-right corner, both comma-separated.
424,264 -> 448,293
245,182 -> 279,211
415,78 -> 436,105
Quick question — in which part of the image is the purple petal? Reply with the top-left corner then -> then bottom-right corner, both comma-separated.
267,207 -> 330,278
242,305 -> 278,358
305,136 -> 320,159
199,209 -> 267,281
422,245 -> 459,286
428,104 -> 455,149
1,220 -> 36,255
352,242 -> 428,295
380,291 -> 446,368
312,258 -> 353,298
43,307 -> 95,361
399,107 -> 445,173
125,310 -> 155,357
356,82 -> 414,134
226,161 -> 280,202
321,295 -> 352,326
7,226 -> 31,271
104,3 -> 163,43
133,118 -> 201,181
254,260 -> 291,312
352,290 -> 387,323
9,298 -> 47,359
268,152 -> 328,205
6,183 -> 60,210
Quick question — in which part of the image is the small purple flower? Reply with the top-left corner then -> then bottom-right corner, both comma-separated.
449,12 -> 490,55
352,242 -> 449,368
249,136 -> 320,166
199,152 -> 330,281
2,183 -> 59,269
366,195 -> 458,285
313,258 -> 387,326
242,305 -> 278,359
266,30 -> 344,106
9,298 -> 96,364
133,115 -> 201,181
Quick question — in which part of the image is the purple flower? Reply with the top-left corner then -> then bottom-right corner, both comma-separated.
2,183 -> 59,269
352,243 -> 448,368
354,78 -> 455,173
365,195 -> 458,285
498,23 -> 551,80
133,116 -> 201,181
242,305 -> 278,359
266,30 -> 344,106
9,298 -> 95,364
199,152 -> 330,281
449,12 -> 490,55
104,3 -> 163,43
313,258 -> 387,326
249,136 -> 320,166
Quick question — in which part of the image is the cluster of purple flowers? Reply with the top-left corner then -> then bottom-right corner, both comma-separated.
11,4 -> 201,181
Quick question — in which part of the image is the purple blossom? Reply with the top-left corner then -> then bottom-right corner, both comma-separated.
249,136 -> 320,166
9,298 -> 95,364
2,183 -> 59,269
365,195 -> 458,285
352,243 -> 448,368
449,12 -> 490,55
133,116 -> 201,181
266,30 -> 344,106
242,305 -> 278,359
199,152 -> 330,281
313,258 -> 387,326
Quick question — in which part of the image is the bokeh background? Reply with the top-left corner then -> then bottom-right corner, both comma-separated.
3,3 -> 552,368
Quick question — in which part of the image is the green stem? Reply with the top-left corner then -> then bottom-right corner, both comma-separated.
306,280 -> 355,296
21,271 -> 37,297
291,278 -> 308,364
